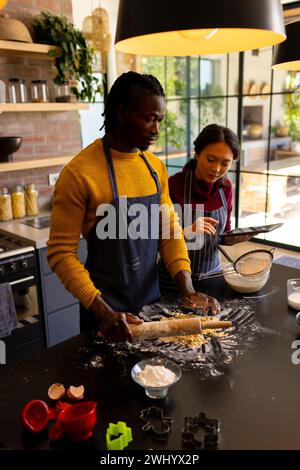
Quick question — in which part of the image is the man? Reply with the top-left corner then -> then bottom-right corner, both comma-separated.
47,72 -> 219,342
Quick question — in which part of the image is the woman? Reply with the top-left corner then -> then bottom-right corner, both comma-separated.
160,123 -> 249,292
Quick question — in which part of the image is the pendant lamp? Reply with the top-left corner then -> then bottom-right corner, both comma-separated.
115,0 -> 286,56
272,21 -> 300,70
0,1 -> 8,9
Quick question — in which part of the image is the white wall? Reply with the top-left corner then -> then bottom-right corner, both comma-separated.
71,0 -> 120,146
72,0 -> 119,90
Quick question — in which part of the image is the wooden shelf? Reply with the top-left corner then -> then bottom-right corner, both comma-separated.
0,40 -> 60,59
0,156 -> 74,173
0,103 -> 89,112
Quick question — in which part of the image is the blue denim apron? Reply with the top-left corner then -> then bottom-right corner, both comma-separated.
159,168 -> 227,293
80,135 -> 161,331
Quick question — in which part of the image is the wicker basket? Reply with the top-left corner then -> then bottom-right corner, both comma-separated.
0,14 -> 32,43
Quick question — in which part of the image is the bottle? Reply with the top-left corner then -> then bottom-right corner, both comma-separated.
24,183 -> 39,216
8,78 -> 27,103
11,185 -> 26,219
55,81 -> 72,102
31,80 -> 49,103
0,187 -> 13,221
0,79 -> 6,103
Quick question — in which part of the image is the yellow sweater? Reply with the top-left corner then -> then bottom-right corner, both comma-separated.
47,139 -> 191,309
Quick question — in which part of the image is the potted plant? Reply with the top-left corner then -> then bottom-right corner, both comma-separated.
271,120 -> 289,138
33,11 -> 103,102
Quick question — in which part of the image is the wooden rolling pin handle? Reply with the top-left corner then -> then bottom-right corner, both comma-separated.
201,320 -> 232,330
129,318 -> 232,340
129,318 -> 201,340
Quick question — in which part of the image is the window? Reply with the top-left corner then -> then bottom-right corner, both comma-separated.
140,46 -> 300,251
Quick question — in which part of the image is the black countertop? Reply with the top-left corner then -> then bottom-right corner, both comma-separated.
0,263 -> 300,451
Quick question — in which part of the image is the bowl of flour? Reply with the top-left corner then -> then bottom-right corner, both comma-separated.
131,357 -> 182,399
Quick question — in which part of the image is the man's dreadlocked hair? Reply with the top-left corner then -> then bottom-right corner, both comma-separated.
102,71 -> 165,133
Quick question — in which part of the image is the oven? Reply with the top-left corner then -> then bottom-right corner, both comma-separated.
0,234 -> 44,363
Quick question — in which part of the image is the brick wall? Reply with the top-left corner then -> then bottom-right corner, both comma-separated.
0,0 -> 82,202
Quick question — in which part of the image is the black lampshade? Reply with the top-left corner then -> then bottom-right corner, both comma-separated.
115,0 -> 286,56
272,21 -> 300,70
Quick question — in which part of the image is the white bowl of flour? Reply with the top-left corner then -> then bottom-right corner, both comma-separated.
131,357 -> 182,399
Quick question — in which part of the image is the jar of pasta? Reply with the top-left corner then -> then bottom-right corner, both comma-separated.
24,183 -> 39,216
0,187 -> 13,221
11,185 -> 26,219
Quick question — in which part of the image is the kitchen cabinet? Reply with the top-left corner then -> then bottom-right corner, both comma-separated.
37,238 -> 87,347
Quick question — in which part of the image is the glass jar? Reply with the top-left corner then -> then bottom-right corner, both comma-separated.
8,78 -> 27,103
31,80 -> 49,103
55,81 -> 72,102
24,183 -> 39,216
11,185 -> 26,219
0,79 -> 6,103
0,187 -> 13,221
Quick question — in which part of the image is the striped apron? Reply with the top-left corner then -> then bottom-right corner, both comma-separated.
159,168 -> 228,293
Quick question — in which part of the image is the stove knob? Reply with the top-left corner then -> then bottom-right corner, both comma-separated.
21,259 -> 28,269
10,262 -> 17,271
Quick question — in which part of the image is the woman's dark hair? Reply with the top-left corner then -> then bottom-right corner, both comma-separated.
193,123 -> 240,160
102,71 -> 165,132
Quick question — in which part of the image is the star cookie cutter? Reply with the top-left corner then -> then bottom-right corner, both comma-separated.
182,411 -> 220,450
139,406 -> 173,440
106,421 -> 133,450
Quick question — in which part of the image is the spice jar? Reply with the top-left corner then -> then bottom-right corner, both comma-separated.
55,81 -> 72,102
0,79 -> 6,103
8,78 -> 27,103
0,187 -> 13,221
24,183 -> 39,216
11,185 -> 26,219
31,80 -> 49,103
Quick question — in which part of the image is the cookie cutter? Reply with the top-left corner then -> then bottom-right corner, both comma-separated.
182,411 -> 220,450
106,421 -> 133,450
139,406 -> 173,440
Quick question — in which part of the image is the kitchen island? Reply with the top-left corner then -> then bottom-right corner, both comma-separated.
0,263 -> 300,451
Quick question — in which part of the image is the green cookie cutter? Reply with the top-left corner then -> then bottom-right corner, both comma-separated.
106,421 -> 133,450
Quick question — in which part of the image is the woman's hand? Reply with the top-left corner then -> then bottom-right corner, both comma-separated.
222,234 -> 253,245
184,217 -> 219,238
90,295 -> 143,342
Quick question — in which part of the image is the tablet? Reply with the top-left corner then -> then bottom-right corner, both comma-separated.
221,223 -> 283,238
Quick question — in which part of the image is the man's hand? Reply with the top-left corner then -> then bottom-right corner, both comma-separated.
175,270 -> 220,315
90,295 -> 143,342
182,292 -> 220,314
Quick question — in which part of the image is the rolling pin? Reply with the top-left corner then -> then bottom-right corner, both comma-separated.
129,318 -> 232,340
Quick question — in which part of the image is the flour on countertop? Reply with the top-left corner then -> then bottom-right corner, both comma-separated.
82,296 -> 276,377
137,365 -> 176,387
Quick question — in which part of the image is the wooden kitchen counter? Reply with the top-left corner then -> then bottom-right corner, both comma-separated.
0,263 -> 300,453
